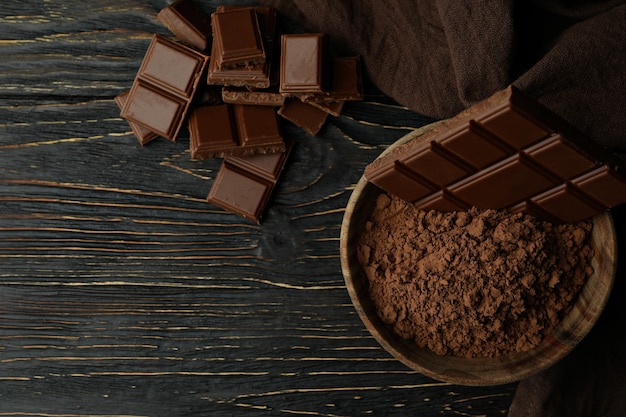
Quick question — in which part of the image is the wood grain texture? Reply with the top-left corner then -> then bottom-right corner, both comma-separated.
0,1 -> 516,416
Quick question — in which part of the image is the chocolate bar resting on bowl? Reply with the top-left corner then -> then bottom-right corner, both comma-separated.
364,86 -> 626,224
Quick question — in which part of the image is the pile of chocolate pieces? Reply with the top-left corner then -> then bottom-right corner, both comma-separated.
115,0 -> 363,224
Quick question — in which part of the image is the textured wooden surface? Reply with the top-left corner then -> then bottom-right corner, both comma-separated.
0,1 -> 522,415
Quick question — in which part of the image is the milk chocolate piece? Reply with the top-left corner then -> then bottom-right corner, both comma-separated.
188,104 -> 285,159
234,104 -> 284,148
305,56 -> 363,103
279,33 -> 328,95
364,86 -> 626,223
207,7 -> 277,88
157,0 -> 212,51
215,6 -> 278,49
221,86 -> 285,106
207,145 -> 291,224
114,90 -> 158,145
189,104 -> 236,159
120,34 -> 208,141
278,98 -> 329,136
211,8 -> 265,70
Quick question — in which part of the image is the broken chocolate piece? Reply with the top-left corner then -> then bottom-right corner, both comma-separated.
279,33 -> 328,95
305,56 -> 363,103
188,104 -> 285,159
211,8 -> 265,70
234,104 -> 283,148
114,90 -> 158,145
207,145 -> 291,223
207,7 -> 277,88
278,98 -> 329,136
157,0 -> 212,51
120,34 -> 208,141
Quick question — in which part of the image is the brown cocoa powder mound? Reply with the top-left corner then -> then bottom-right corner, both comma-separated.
357,193 -> 595,358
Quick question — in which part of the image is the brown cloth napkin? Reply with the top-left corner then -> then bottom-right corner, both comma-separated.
261,0 -> 626,151
259,0 -> 626,415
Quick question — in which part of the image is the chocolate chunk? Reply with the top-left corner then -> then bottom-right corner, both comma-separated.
328,56 -> 363,101
364,86 -> 626,223
208,47 -> 271,88
207,145 -> 291,223
114,90 -> 158,145
188,104 -> 285,159
234,104 -> 284,148
207,7 -> 277,88
279,33 -> 329,95
278,98 -> 329,136
188,104 -> 237,159
157,0 -> 212,51
120,34 -> 208,141
215,6 -> 278,50
211,8 -> 265,70
305,56 -> 363,103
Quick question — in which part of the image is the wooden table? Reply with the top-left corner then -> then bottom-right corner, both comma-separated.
2,1 -> 523,415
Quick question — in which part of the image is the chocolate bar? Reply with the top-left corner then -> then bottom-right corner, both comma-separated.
364,86 -> 626,224
278,98 -> 329,136
120,34 -> 208,141
157,0 -> 212,51
207,145 -> 291,223
188,104 -> 285,159
279,33 -> 328,95
114,90 -> 158,145
211,8 -> 265,70
221,86 -> 285,107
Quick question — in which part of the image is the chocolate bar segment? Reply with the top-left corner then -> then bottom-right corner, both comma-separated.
279,33 -> 328,95
207,7 -> 277,88
207,145 -> 291,223
114,90 -> 158,145
188,104 -> 237,159
188,104 -> 285,159
365,86 -> 626,223
157,0 -> 212,51
305,56 -> 363,103
211,8 -> 265,70
216,6 -> 278,49
234,104 -> 283,148
121,34 -> 208,141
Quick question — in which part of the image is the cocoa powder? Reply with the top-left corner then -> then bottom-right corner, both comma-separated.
357,193 -> 595,358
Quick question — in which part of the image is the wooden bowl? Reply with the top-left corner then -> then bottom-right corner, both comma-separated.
340,125 -> 617,386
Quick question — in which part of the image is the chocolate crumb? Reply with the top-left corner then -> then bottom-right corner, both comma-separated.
358,193 -> 595,358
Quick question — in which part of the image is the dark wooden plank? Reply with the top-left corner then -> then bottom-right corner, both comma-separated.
0,1 -> 516,416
